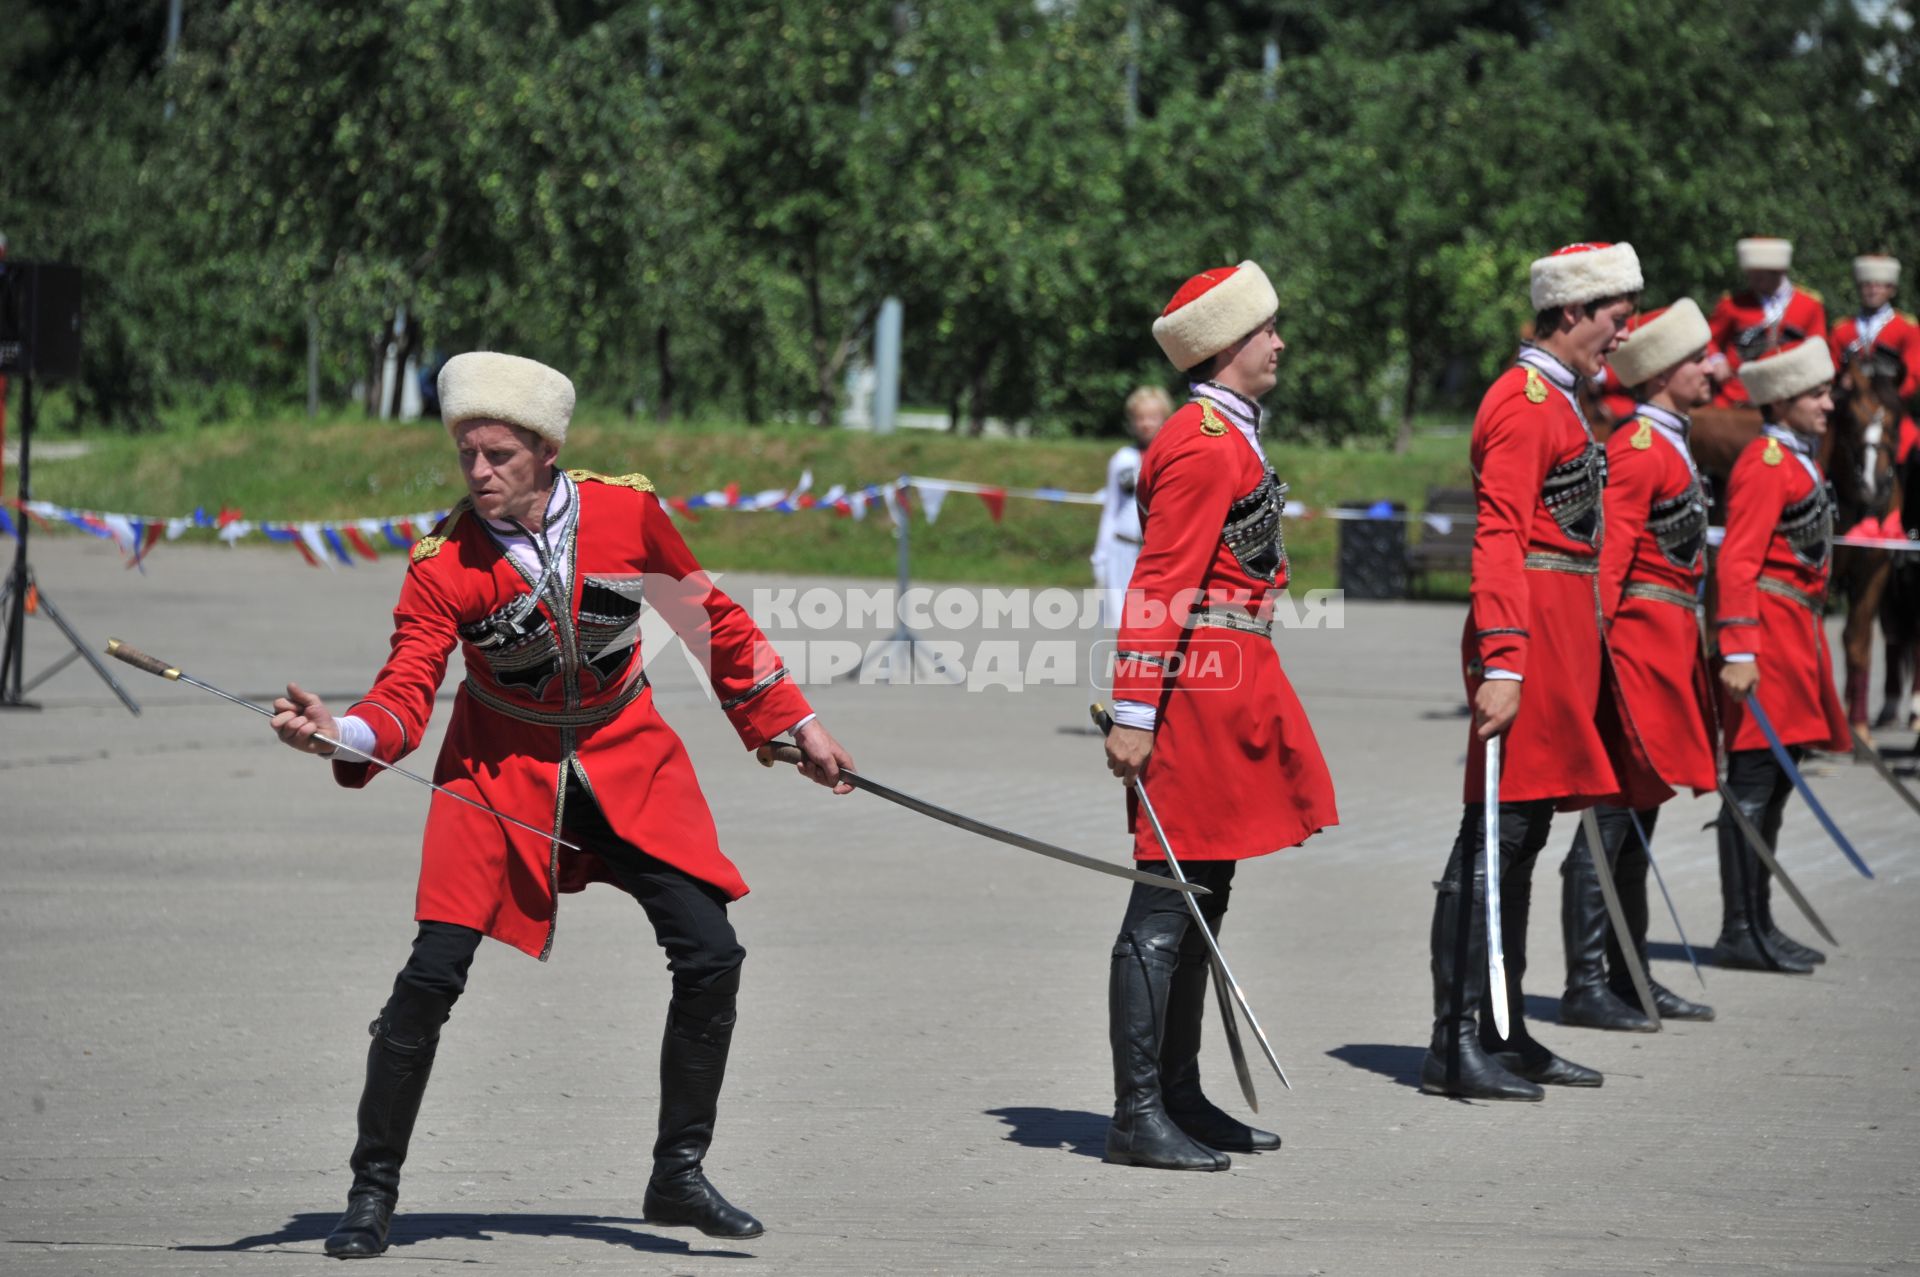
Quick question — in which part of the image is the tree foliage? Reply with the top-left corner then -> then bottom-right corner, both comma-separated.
2,0 -> 1916,439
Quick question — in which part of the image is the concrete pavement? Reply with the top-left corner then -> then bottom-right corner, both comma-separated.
2,536 -> 1917,1275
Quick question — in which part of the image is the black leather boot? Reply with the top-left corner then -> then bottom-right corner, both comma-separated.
1160,955 -> 1279,1153
325,976 -> 454,1259
1712,755 -> 1812,974
1420,805 -> 1543,1102
1105,933 -> 1231,1168
1558,812 -> 1655,1032
1757,776 -> 1826,966
1485,847 -> 1602,1087
643,972 -> 764,1239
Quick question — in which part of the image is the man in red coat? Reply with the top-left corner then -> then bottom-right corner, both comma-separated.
269,352 -> 854,1254
1100,260 -> 1337,1169
1829,254 -> 1919,405
1556,299 -> 1719,1032
1422,241 -> 1671,1103
1711,339 -> 1851,972
1707,237 -> 1828,408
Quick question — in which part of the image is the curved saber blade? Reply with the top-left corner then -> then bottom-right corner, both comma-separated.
1628,809 -> 1705,989
106,638 -> 586,853
1717,781 -> 1839,946
1485,736 -> 1510,1041
1580,809 -> 1660,1029
1852,725 -> 1920,821
755,744 -> 1208,896
1749,694 -> 1874,879
1134,779 -> 1289,1094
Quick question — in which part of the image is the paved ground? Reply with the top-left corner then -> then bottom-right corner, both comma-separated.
3,536 -> 1918,1275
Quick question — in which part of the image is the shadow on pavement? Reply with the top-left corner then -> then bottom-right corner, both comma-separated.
1325,1044 -> 1425,1089
174,1212 -> 753,1258
985,1106 -> 1108,1159
1647,940 -> 1710,965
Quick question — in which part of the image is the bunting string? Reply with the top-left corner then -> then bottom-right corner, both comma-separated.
6,474 -> 1917,569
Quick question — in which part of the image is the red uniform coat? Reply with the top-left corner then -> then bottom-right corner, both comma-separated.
1708,287 -> 1828,407
1712,433 -> 1850,753
1596,411 -> 1719,795
1111,395 -> 1337,861
332,471 -> 813,959
1829,309 -> 1920,402
1462,353 -> 1670,810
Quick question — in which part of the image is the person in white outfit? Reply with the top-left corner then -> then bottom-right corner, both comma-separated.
1093,386 -> 1172,627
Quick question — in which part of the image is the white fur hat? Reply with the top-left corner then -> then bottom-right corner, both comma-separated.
1530,242 -> 1643,311
1152,261 -> 1279,371
439,351 -> 575,448
1609,298 -> 1712,388
1854,255 -> 1901,286
1737,237 -> 1793,272
1738,338 -> 1834,406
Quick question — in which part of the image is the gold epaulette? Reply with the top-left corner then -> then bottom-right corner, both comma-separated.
1630,419 -> 1653,450
1524,367 -> 1549,403
567,468 -> 655,492
1761,438 -> 1784,467
1800,286 -> 1824,304
411,498 -> 471,563
1197,402 -> 1230,437
1903,311 -> 1917,326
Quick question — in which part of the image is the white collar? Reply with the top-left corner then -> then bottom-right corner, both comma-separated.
1190,381 -> 1268,458
481,470 -> 573,539
1634,402 -> 1698,476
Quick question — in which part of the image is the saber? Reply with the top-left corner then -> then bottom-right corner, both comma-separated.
1579,809 -> 1661,1029
1485,734 -> 1510,1041
1628,810 -> 1706,990
106,638 -> 587,854
1717,781 -> 1839,947
1749,695 -> 1874,879
1852,725 -> 1920,821
1089,705 -> 1285,1098
753,742 -> 1207,896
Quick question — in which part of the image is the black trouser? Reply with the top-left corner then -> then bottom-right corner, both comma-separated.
1116,860 -> 1236,955
396,771 -> 745,1019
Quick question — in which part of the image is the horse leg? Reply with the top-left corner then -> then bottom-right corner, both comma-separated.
1843,555 -> 1892,729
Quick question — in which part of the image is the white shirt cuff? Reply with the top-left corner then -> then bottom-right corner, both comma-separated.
1112,699 -> 1158,731
1722,653 -> 1756,664
330,714 -> 378,759
1482,669 -> 1523,682
787,713 -> 818,739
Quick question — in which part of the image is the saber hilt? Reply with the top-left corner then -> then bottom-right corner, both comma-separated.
105,638 -> 181,681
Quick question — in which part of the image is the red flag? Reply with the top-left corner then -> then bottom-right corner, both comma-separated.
397,519 -> 417,543
345,527 -> 380,561
978,488 -> 1007,523
797,492 -> 817,509
216,506 -> 244,528
723,482 -> 741,508
831,499 -> 852,519
289,529 -> 321,567
668,497 -> 700,522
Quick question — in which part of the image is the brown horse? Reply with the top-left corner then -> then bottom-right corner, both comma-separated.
1821,353 -> 1906,728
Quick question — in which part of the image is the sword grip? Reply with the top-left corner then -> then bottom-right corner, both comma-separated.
756,742 -> 805,768
1089,703 -> 1114,736
105,638 -> 180,680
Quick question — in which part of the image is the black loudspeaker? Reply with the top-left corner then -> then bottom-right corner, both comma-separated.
0,261 -> 83,382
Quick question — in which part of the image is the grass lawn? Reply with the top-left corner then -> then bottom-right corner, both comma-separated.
11,411 -> 1473,595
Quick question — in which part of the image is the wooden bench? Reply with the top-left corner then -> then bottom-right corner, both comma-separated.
1406,486 -> 1476,597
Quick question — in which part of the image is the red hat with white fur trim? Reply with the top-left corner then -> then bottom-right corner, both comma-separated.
1529,242 -> 1643,311
1152,261 -> 1279,371
438,351 -> 576,449
1738,339 -> 1833,406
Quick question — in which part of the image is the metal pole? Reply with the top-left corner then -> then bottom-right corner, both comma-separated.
0,373 -> 30,702
873,297 -> 902,434
306,306 -> 320,418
